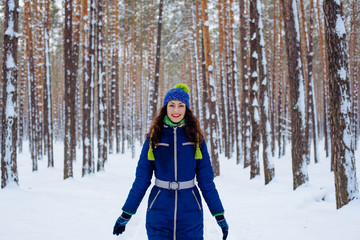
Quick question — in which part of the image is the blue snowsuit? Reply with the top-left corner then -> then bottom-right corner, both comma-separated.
122,124 -> 224,240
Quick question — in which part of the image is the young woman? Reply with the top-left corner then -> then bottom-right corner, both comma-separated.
113,84 -> 229,240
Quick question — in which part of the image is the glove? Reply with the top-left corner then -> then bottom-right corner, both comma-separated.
113,212 -> 132,235
215,214 -> 229,240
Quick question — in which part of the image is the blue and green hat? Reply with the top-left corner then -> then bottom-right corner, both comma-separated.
147,83 -> 202,161
163,83 -> 190,109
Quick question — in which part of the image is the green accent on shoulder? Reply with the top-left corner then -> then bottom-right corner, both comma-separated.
174,83 -> 190,94
164,115 -> 185,127
123,211 -> 134,215
213,212 -> 224,217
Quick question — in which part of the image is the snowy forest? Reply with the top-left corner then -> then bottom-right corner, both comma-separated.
1,1 -> 360,237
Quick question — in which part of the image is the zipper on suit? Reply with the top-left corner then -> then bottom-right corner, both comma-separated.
148,189 -> 161,211
192,190 -> 202,212
173,127 -> 178,240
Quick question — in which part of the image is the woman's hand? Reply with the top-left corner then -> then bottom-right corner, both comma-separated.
113,212 -> 132,235
215,214 -> 229,240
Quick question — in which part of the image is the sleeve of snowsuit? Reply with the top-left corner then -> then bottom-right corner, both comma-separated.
122,139 -> 154,215
196,140 -> 225,216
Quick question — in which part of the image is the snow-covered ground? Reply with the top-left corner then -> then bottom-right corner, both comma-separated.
0,140 -> 359,240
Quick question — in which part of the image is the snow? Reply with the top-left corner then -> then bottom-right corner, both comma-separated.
0,140 -> 359,240
335,14 -> 346,38
338,67 -> 347,80
292,0 -> 301,42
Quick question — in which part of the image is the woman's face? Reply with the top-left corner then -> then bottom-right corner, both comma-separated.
166,100 -> 186,123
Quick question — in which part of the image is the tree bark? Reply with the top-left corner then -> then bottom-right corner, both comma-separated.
44,0 -> 54,168
256,0 -> 275,184
63,0 -> 75,179
97,0 -> 107,171
239,0 -> 250,167
323,0 -> 359,209
249,0 -> 260,179
82,0 -> 95,176
201,0 -> 220,176
1,0 -> 19,188
150,0 -> 164,119
280,0 -> 308,190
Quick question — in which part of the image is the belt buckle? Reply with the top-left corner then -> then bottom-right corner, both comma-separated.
169,182 -> 179,190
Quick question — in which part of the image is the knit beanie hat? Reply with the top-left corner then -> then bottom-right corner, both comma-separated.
163,84 -> 190,109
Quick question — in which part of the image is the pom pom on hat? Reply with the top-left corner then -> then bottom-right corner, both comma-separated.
163,83 -> 190,108
174,83 -> 190,94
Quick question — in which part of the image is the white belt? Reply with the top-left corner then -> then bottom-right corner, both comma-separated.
155,178 -> 195,190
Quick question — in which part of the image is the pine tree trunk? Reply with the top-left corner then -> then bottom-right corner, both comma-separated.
1,0 -> 19,188
230,0 -> 241,165
201,0 -> 220,176
306,0 -> 318,164
323,0 -> 359,209
239,0 -> 250,167
64,0 -> 75,179
82,0 -> 95,176
97,0 -> 107,171
194,0 -> 203,122
150,0 -> 163,119
115,0 -> 121,153
316,0 -> 329,158
131,0 -> 137,158
349,0 -> 358,149
256,0 -> 275,184
44,0 -> 54,168
73,0 -> 81,153
218,0 -> 228,157
24,0 -> 38,172
33,0 -> 44,162
299,0 -> 310,164
249,0 -> 260,179
18,0 -> 31,154
280,0 -> 308,190
109,0 -> 118,155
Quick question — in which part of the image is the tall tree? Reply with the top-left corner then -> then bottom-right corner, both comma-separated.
82,0 -> 95,176
1,0 -> 19,188
249,0 -> 260,179
73,0 -> 81,150
229,0 -> 241,165
201,0 -> 220,176
146,0 -> 156,130
108,0 -> 117,154
280,0 -> 308,190
323,0 -> 359,209
349,0 -> 358,148
239,0 -> 250,167
316,0 -> 329,158
114,0 -> 121,153
24,0 -> 38,171
256,0 -> 274,184
63,0 -> 75,179
149,0 -> 164,120
218,0 -> 228,157
33,0 -> 44,162
44,0 -> 54,167
97,0 -> 107,171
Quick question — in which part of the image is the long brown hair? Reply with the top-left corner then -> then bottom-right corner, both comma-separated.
147,106 -> 204,147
